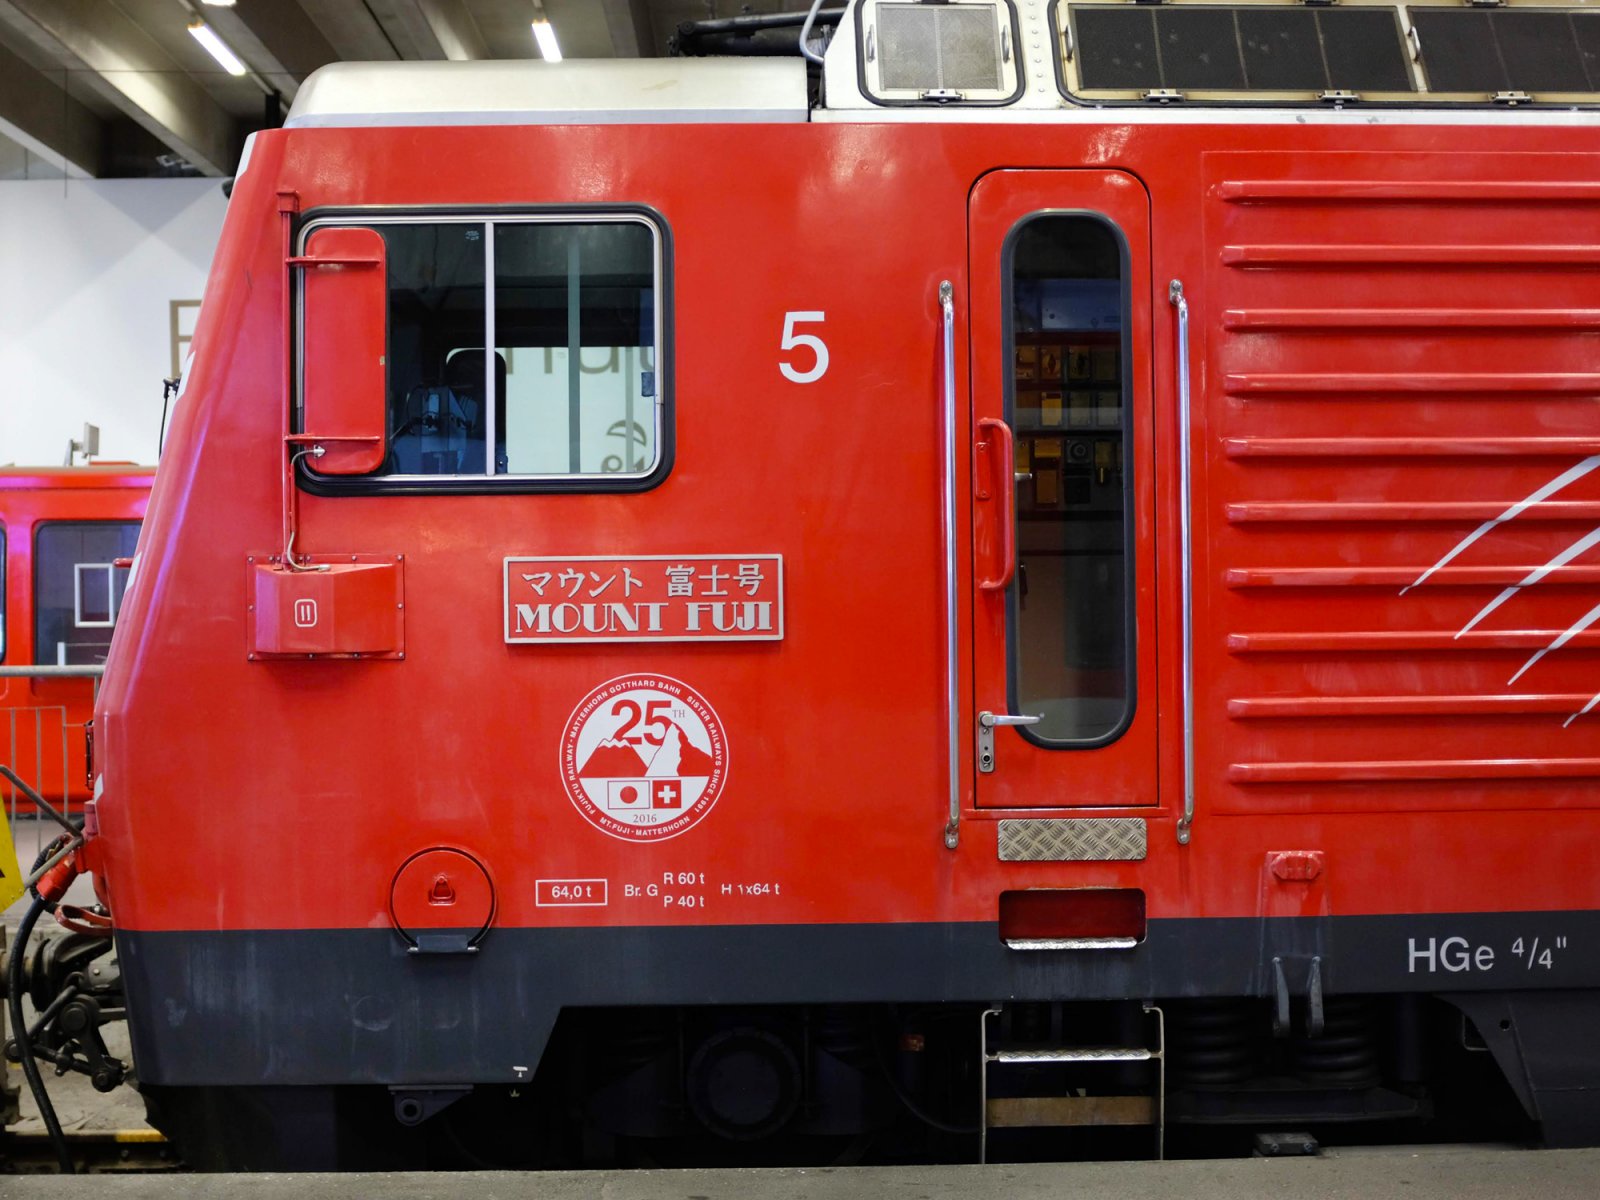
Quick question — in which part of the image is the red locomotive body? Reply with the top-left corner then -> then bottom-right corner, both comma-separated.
1,467 -> 150,815
67,2 -> 1600,1169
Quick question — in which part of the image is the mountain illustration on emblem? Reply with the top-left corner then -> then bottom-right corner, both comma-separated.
577,722 -> 713,779
645,723 -> 715,778
577,738 -> 649,778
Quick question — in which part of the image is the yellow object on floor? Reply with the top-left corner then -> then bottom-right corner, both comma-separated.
0,816 -> 24,910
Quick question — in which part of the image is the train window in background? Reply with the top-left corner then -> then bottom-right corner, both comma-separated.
1007,215 -> 1134,746
300,213 -> 664,488
33,522 -> 139,666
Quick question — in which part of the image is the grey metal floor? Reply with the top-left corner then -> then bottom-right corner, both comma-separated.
5,1148 -> 1600,1199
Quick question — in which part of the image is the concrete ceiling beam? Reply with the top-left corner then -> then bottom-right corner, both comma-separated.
598,0 -> 655,58
0,37 -> 103,176
193,0 -> 344,103
0,0 -> 239,176
533,0 -> 638,59
367,0 -> 490,61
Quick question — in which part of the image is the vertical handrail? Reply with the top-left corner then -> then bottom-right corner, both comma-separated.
278,190 -> 300,567
1170,280 -> 1195,845
940,280 -> 961,851
5,708 -> 14,831
978,1006 -> 1001,1162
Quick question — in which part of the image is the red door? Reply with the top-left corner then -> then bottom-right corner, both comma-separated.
969,170 -> 1159,809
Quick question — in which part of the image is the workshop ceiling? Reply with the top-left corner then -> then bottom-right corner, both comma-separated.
0,0 -> 805,179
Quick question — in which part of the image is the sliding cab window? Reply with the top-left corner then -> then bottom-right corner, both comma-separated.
299,214 -> 665,490
33,522 -> 139,667
1008,215 -> 1133,746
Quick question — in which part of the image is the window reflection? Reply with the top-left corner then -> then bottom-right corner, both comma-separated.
1010,216 -> 1132,743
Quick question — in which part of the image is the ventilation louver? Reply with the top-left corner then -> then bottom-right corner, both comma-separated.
861,0 -> 1022,104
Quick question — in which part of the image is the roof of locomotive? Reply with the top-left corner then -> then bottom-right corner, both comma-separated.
283,1 -> 1600,132
284,59 -> 809,129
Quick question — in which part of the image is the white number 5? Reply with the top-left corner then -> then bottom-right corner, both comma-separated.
779,311 -> 829,384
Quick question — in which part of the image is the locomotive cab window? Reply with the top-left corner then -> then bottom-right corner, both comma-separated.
1007,215 -> 1133,745
33,522 -> 139,666
298,213 -> 665,490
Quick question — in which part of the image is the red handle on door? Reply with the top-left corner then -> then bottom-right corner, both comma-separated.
977,416 -> 1016,591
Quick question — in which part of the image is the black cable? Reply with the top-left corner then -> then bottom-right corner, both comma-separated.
869,1021 -> 979,1136
8,895 -> 75,1173
159,377 -> 179,457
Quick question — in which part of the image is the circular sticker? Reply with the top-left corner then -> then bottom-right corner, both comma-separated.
560,674 -> 729,841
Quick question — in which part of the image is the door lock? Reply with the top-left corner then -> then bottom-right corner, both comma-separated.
978,710 -> 1043,773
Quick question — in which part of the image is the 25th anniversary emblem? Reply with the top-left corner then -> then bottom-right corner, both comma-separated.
560,674 -> 729,842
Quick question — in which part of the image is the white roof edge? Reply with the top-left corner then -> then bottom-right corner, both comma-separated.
285,59 -> 809,128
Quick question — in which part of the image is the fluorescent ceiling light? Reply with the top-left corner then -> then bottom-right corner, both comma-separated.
531,18 -> 562,62
188,21 -> 247,76
202,1 -> 238,8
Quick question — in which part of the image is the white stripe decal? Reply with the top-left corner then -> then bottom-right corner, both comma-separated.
1508,600 -> 1600,685
1402,455 -> 1600,595
1456,524 -> 1600,638
1565,693 -> 1600,729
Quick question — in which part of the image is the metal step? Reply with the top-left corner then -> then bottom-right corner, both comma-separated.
986,1095 -> 1156,1129
979,1004 -> 1167,1163
987,1046 -> 1152,1064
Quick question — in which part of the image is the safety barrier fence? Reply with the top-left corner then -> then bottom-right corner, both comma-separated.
1,666 -> 102,835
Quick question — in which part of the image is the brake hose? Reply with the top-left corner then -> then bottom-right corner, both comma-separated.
8,893 -> 74,1173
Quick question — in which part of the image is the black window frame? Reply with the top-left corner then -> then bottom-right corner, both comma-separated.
1001,210 -> 1138,751
294,204 -> 675,498
31,519 -> 141,669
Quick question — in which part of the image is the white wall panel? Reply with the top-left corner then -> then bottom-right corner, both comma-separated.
0,177 -> 225,466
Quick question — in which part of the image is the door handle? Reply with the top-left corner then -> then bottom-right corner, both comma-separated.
977,710 -> 1043,773
979,711 -> 1042,729
977,416 -> 1017,591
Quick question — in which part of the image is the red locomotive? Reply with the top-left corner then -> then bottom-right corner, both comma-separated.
1,466 -> 150,815
14,0 -> 1600,1172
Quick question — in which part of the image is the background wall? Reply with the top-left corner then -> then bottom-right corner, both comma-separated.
0,178 -> 226,467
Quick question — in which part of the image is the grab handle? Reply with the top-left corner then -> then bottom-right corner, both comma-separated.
1170,279 -> 1196,846
939,281 -> 961,851
977,416 -> 1017,591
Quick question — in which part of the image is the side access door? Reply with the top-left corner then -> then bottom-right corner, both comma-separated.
969,170 -> 1160,809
